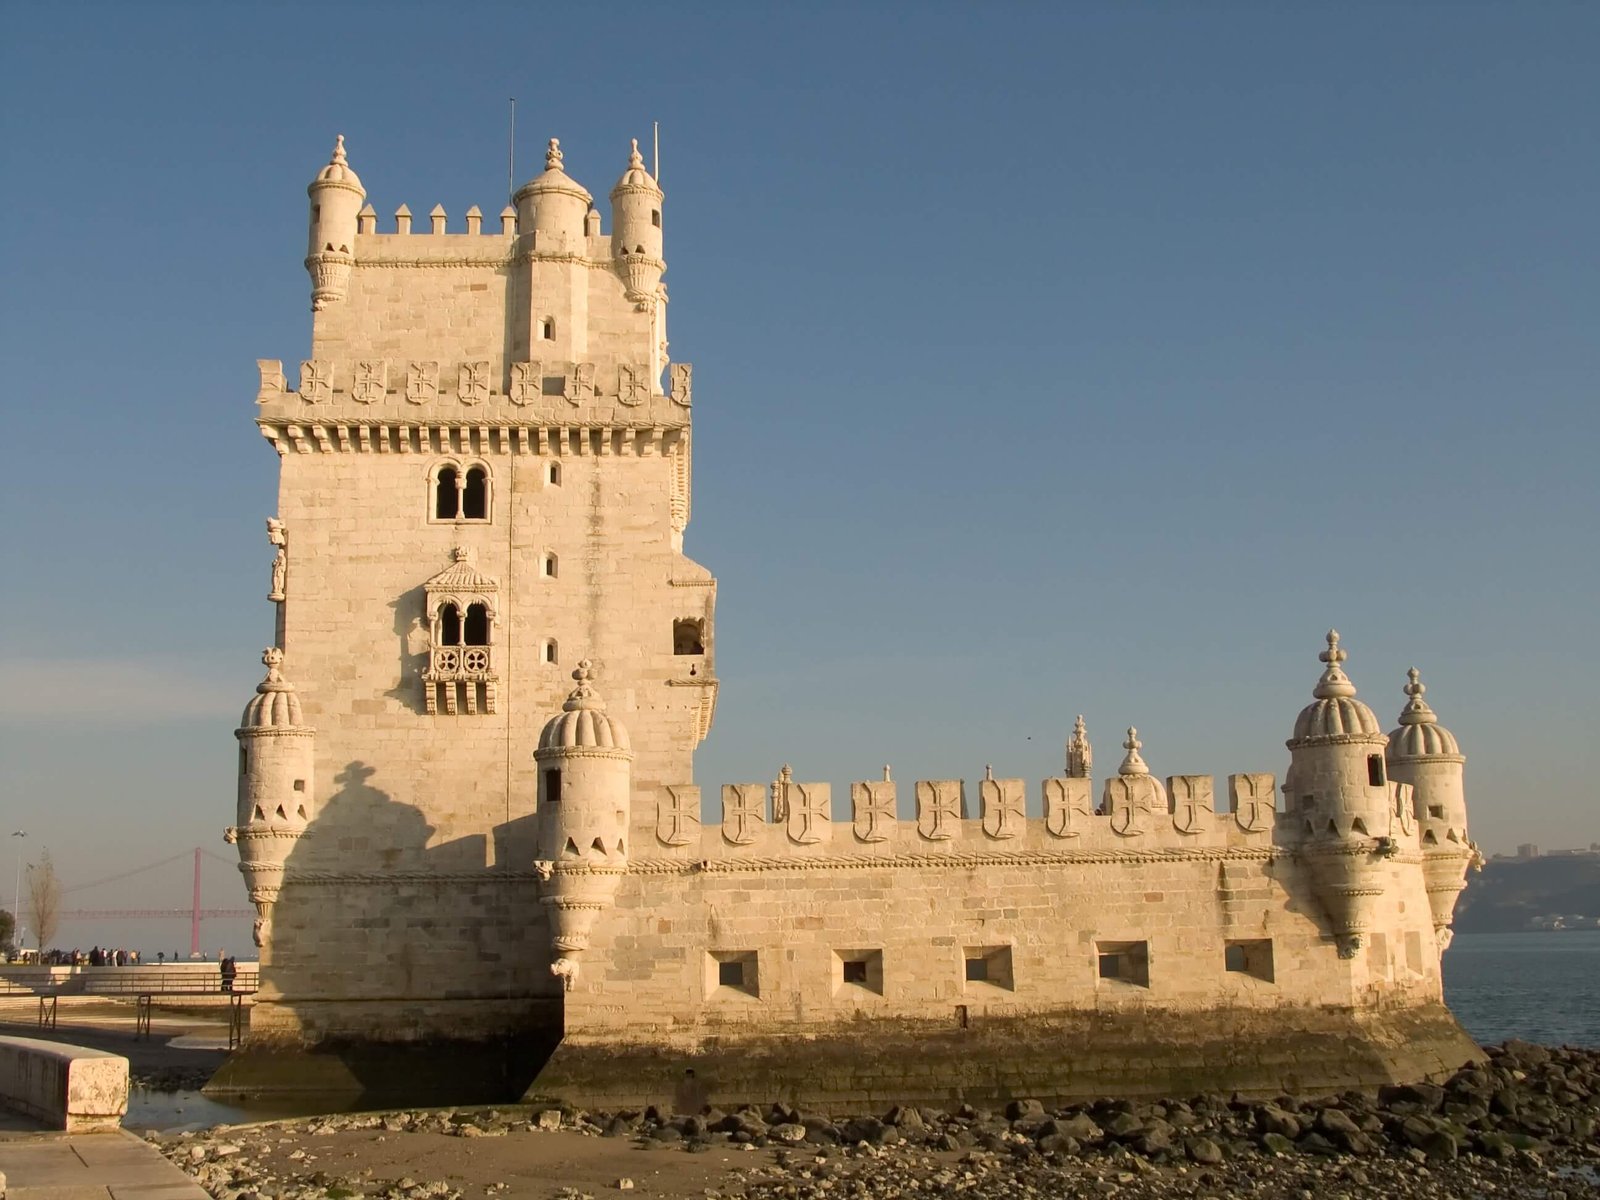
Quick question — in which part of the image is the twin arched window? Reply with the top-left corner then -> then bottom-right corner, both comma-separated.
431,462 -> 490,521
437,602 -> 490,647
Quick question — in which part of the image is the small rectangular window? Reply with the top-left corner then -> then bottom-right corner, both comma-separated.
1095,940 -> 1150,988
1224,938 -> 1275,982
964,957 -> 987,982
1367,755 -> 1386,787
292,779 -> 306,792
1428,804 -> 1445,819
543,769 -> 561,805
707,950 -> 758,997
833,948 -> 883,995
964,945 -> 1014,991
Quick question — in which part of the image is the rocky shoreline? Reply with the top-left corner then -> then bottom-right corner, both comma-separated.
152,1041 -> 1599,1200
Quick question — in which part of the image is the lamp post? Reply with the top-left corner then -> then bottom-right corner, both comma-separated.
9,831 -> 25,951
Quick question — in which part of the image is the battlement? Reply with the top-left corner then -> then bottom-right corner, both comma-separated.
254,357 -> 693,440
645,771 -> 1296,865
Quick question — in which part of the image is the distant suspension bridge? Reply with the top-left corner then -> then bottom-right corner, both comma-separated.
59,847 -> 249,957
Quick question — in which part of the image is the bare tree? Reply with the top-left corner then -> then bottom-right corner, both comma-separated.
27,850 -> 61,951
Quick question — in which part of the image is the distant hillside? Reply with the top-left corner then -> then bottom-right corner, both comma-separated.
1455,853 -> 1600,933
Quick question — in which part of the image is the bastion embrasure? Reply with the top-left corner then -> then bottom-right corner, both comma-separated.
220,135 -> 1483,1106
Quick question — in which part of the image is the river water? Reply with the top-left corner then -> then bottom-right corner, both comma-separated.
124,931 -> 1600,1130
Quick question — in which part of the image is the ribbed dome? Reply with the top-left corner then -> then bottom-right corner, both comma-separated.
610,139 -> 661,197
239,649 -> 307,729
1387,668 -> 1463,759
1289,630 -> 1384,746
515,138 -> 593,203
311,135 -> 363,191
538,660 -> 631,752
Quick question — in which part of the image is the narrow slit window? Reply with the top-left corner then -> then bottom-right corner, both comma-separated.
543,553 -> 558,578
544,640 -> 558,664
543,769 -> 562,805
651,209 -> 661,228
1367,755 -> 1386,787
542,318 -> 556,340
547,462 -> 561,486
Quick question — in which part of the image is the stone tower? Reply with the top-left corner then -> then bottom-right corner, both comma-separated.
234,133 -> 716,1044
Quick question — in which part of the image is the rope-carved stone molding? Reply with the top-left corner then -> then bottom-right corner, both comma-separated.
628,846 -> 1282,876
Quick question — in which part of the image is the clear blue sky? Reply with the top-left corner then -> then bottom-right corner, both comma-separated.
1,3 -> 1596,955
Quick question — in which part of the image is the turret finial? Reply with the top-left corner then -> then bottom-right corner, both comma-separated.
628,137 -> 644,169
331,134 -> 347,165
1067,714 -> 1093,778
546,137 -> 564,170
261,646 -> 284,683
561,657 -> 605,712
1118,727 -> 1149,776
1398,666 -> 1438,726
1312,628 -> 1358,700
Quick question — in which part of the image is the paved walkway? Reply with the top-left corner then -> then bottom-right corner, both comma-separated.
0,1127 -> 207,1199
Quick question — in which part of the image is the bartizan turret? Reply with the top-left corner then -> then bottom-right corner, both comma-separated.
1285,631 -> 1397,957
305,135 -> 365,311
1386,668 -> 1478,949
513,138 -> 593,255
610,138 -> 664,309
226,648 -> 315,953
533,659 -> 632,990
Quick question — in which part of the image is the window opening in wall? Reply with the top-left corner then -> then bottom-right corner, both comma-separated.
464,604 -> 489,645
440,604 -> 462,646
544,640 -> 558,664
293,779 -> 305,792
1096,940 -> 1150,988
833,948 -> 884,995
275,805 -> 286,820
435,466 -> 459,519
673,617 -> 706,655
708,950 -> 759,997
1298,795 -> 1315,811
543,769 -> 561,805
1428,804 -> 1444,819
1351,818 -> 1369,836
651,209 -> 661,228
1367,755 -> 1386,787
239,748 -> 247,775
964,945 -> 1015,991
462,467 -> 488,519
253,805 -> 266,820
542,318 -> 555,340
1224,938 -> 1275,982
547,462 -> 561,486
543,554 -> 558,578
563,837 -> 579,856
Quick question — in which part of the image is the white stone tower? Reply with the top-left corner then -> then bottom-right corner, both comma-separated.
1284,631 -> 1396,956
304,136 -> 365,311
1386,668 -> 1477,948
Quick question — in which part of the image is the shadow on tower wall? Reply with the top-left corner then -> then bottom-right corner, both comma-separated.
207,760 -> 561,1105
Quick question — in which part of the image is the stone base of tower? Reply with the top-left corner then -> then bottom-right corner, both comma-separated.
523,1004 -> 1480,1111
205,997 -> 562,1105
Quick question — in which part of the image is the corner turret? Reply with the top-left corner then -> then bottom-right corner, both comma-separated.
1386,668 -> 1477,948
1285,631 -> 1398,956
533,659 -> 632,989
513,138 -> 593,254
610,138 -> 665,309
305,135 -> 365,311
227,648 -> 315,952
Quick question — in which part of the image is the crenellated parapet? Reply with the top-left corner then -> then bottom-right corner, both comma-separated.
646,768 -> 1282,869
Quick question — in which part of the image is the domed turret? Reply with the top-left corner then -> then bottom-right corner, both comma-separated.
513,138 -> 593,252
306,135 -> 365,311
1386,668 -> 1476,948
1285,631 -> 1397,957
610,138 -> 664,308
228,648 -> 316,953
533,659 -> 633,989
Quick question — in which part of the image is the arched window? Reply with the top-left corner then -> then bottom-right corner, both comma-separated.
546,462 -> 561,486
439,603 -> 462,646
464,603 -> 489,646
673,618 -> 705,655
435,467 -> 459,519
542,318 -> 556,340
543,553 -> 558,578
543,639 -> 558,664
429,461 -> 491,523
462,467 -> 488,519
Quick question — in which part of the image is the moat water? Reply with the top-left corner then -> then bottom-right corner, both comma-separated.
123,931 -> 1600,1130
